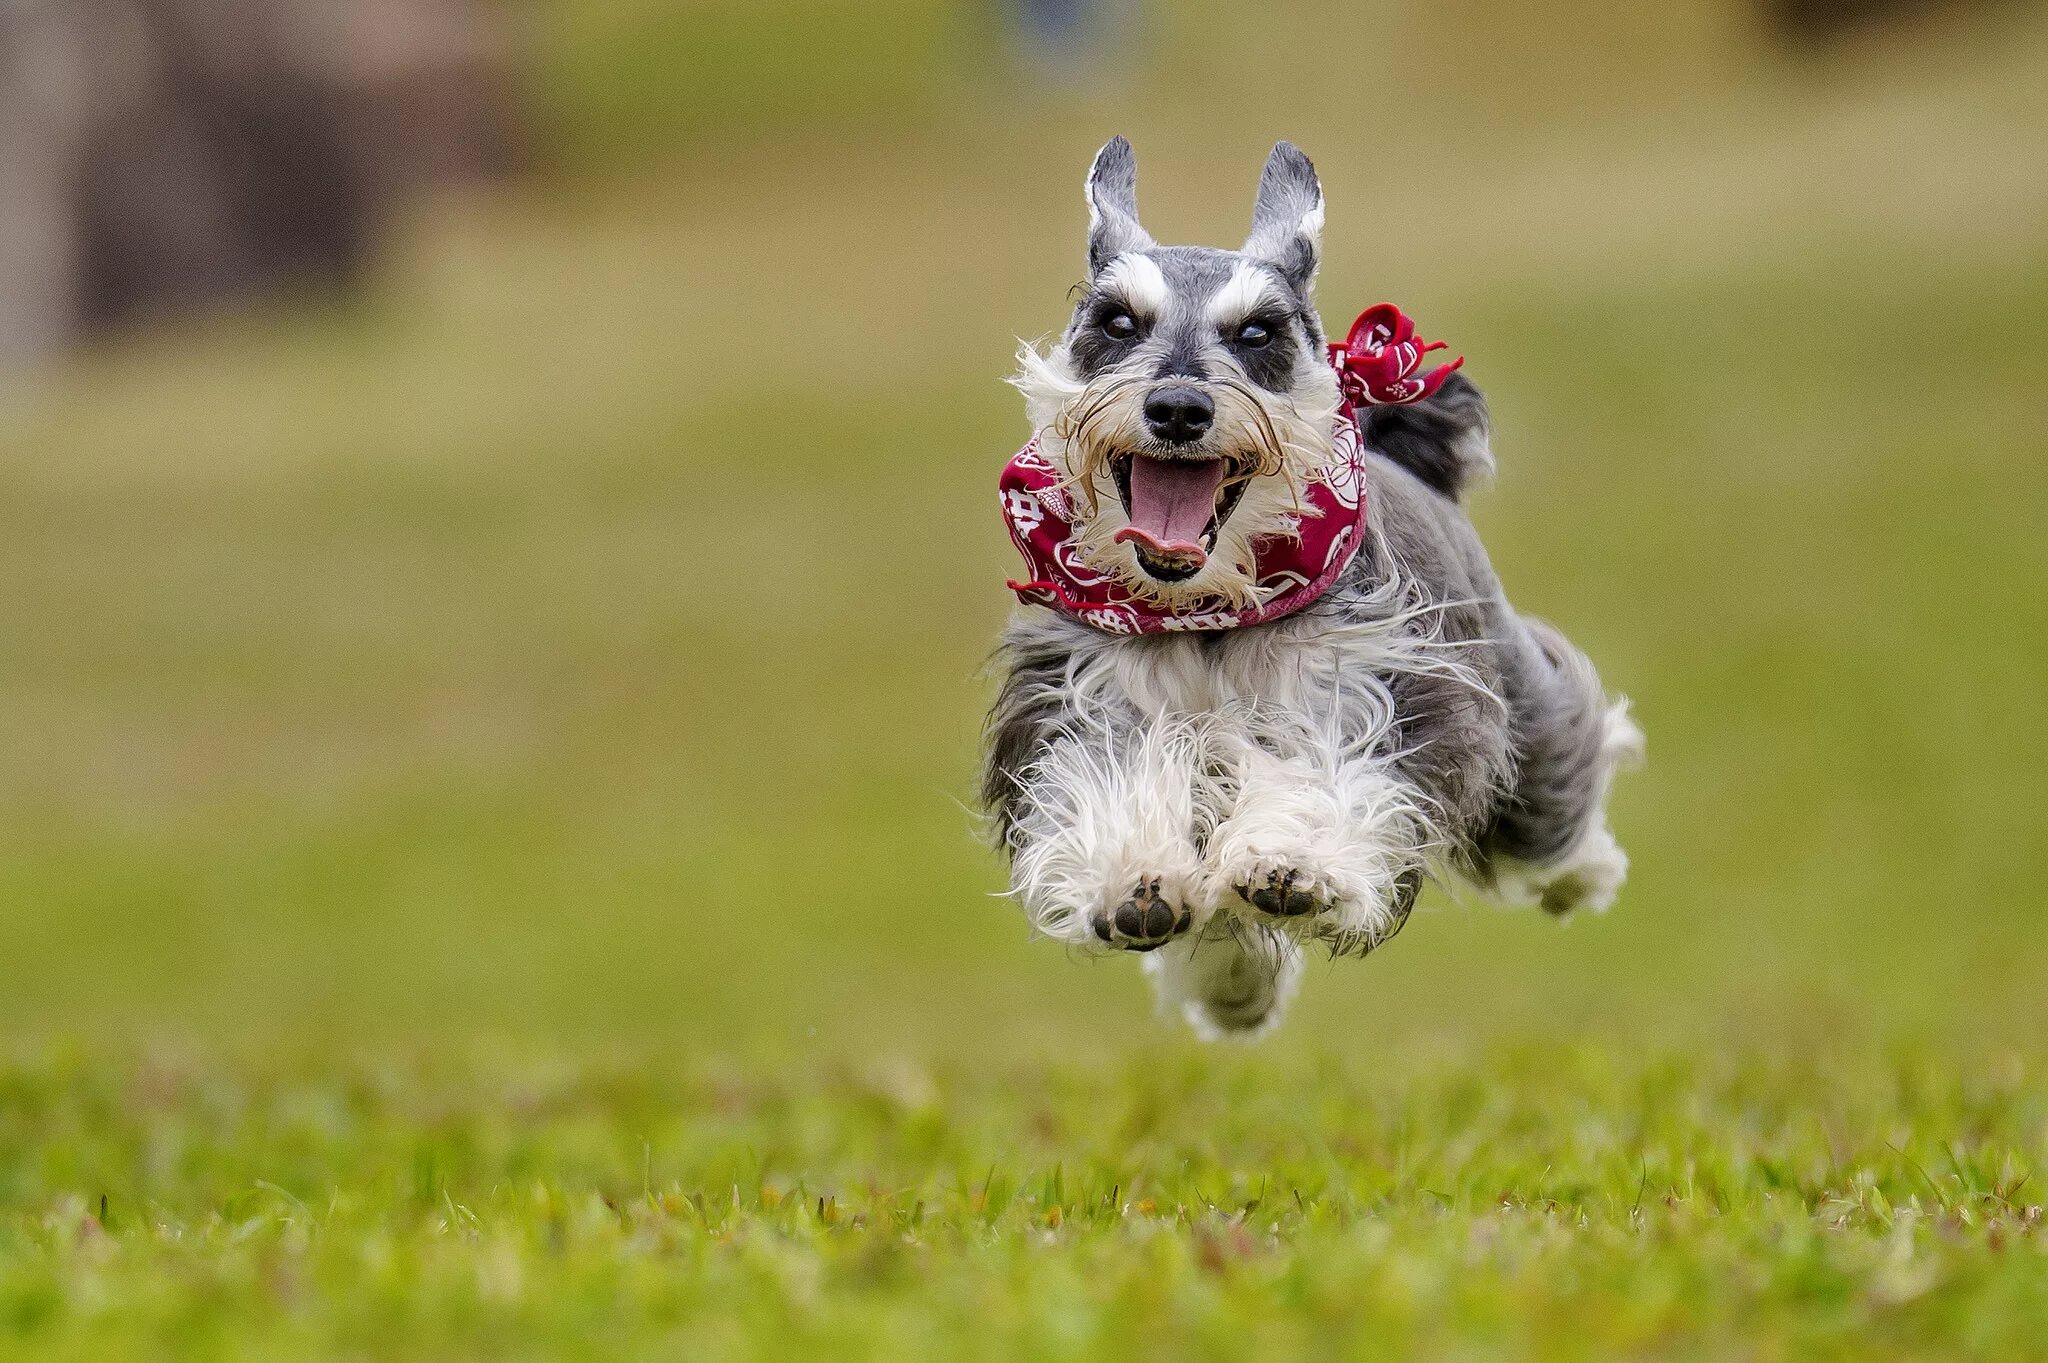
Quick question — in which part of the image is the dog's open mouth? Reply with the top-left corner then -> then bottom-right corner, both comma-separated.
1110,454 -> 1250,582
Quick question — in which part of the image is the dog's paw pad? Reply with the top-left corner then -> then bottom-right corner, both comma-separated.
1090,877 -> 1192,952
1237,866 -> 1331,920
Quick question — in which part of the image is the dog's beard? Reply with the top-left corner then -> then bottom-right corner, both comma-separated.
1012,344 -> 1341,608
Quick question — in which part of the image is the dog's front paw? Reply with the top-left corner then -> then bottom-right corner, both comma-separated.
1089,876 -> 1194,952
1236,864 -> 1337,919
1227,858 -> 1419,955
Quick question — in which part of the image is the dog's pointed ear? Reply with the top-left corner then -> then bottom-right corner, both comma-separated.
1084,136 -> 1152,275
1244,141 -> 1324,291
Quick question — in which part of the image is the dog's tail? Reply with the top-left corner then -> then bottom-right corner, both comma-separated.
1355,371 -> 1493,501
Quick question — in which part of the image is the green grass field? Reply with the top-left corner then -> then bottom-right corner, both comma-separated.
2,4 -> 2046,1357
5,1048 -> 2044,1361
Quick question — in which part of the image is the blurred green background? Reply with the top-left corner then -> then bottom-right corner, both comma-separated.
1,0 -> 2043,1061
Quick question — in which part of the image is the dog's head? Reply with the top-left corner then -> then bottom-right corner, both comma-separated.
1013,137 -> 1344,608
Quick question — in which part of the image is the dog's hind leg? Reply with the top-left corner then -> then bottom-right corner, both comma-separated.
1473,617 -> 1644,914
1144,916 -> 1303,1038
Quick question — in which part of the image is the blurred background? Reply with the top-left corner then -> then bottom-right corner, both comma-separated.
0,0 -> 2041,1059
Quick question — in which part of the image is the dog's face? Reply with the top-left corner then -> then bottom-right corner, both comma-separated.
1013,138 -> 1343,608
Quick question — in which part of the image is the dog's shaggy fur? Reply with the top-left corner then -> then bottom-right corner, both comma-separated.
982,139 -> 1642,1037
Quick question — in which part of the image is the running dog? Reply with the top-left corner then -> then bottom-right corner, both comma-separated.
983,138 -> 1641,1037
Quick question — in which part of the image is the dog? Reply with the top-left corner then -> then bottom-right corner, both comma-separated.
982,138 -> 1642,1038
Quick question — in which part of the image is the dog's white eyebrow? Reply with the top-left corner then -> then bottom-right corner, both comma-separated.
1208,261 -> 1286,327
1097,252 -> 1168,317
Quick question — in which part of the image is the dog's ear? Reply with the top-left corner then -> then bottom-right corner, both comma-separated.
1244,141 -> 1324,291
1084,136 -> 1153,275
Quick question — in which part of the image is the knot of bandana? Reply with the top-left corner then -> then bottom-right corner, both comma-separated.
1000,304 -> 1454,636
1328,302 -> 1463,406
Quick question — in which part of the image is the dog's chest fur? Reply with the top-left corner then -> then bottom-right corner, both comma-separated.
1079,627 -> 1332,719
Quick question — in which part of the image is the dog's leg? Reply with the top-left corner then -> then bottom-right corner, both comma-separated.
1207,711 -> 1431,954
1143,915 -> 1303,1037
1000,716 -> 1217,952
1474,617 -> 1644,914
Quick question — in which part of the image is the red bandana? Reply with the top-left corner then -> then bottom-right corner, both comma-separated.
1328,303 -> 1464,406
1001,305 -> 1459,636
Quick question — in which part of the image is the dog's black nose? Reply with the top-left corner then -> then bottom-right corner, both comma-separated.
1143,386 -> 1214,445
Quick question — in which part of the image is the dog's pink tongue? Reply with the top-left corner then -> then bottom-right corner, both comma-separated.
1124,456 -> 1227,550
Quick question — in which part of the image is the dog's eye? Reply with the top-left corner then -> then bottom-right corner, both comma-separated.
1235,321 -> 1272,348
1101,312 -> 1139,342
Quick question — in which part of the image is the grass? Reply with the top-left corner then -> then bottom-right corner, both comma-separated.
2,4 -> 2047,1357
5,1047 -> 2044,1362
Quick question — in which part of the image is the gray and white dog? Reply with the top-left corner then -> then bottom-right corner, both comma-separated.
983,138 -> 1642,1037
